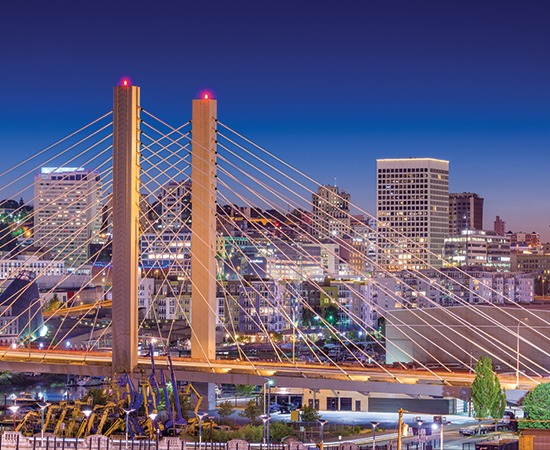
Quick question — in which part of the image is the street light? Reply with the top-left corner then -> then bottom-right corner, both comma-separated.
148,412 -> 158,442
8,405 -> 20,431
416,419 -> 424,450
370,421 -> 379,450
263,379 -> 273,446
432,420 -> 447,450
259,414 -> 271,446
37,402 -> 50,443
196,412 -> 209,448
318,419 -> 328,450
123,408 -> 135,449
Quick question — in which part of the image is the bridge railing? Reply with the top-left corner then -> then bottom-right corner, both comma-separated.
0,433 -> 409,450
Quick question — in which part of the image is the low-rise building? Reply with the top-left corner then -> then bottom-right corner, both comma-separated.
443,230 -> 510,271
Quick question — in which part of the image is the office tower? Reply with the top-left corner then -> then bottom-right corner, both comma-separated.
494,216 -> 506,235
34,167 -> 102,268
377,158 -> 449,270
449,192 -> 484,235
311,185 -> 351,240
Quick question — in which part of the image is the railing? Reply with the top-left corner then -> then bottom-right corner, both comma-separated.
0,434 -> 412,450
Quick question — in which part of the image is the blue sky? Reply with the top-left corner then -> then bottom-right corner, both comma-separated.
0,0 -> 548,239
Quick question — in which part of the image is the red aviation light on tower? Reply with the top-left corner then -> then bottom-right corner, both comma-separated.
119,77 -> 132,87
200,90 -> 214,100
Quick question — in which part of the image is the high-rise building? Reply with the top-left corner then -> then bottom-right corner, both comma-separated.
311,185 -> 350,240
34,167 -> 102,268
377,158 -> 449,270
158,180 -> 192,230
449,192 -> 483,235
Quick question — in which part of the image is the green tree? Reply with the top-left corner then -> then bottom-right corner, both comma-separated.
44,294 -> 63,312
300,405 -> 320,422
270,421 -> 297,442
217,400 -> 234,423
236,384 -> 256,398
177,391 -> 191,419
520,382 -> 550,429
239,399 -> 262,423
84,388 -> 109,405
236,424 -> 262,442
471,356 -> 506,430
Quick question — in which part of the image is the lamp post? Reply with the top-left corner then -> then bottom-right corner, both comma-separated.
416,419 -> 424,450
37,402 -> 50,443
318,419 -> 328,450
196,412 -> 208,449
123,408 -> 135,449
82,409 -> 92,436
432,420 -> 446,450
263,379 -> 273,446
9,405 -> 20,431
259,414 -> 271,446
370,421 -> 379,450
148,413 -> 158,442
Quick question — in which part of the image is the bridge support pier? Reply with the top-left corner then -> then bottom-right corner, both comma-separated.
191,95 -> 217,409
111,83 -> 141,375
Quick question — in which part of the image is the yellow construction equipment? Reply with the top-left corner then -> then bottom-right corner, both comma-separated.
15,410 -> 40,435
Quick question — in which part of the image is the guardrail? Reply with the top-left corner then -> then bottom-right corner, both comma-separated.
0,433 -> 418,450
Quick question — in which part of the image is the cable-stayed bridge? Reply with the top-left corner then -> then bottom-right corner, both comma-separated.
0,83 -> 548,409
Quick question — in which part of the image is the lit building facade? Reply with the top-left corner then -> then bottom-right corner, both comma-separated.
311,185 -> 351,240
372,267 -> 533,311
377,158 -> 449,271
158,180 -> 192,231
443,230 -> 510,271
0,256 -> 65,280
33,167 -> 102,268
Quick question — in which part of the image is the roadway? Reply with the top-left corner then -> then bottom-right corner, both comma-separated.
0,347 -> 540,399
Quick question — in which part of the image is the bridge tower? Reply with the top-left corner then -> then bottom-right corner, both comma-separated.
111,82 -> 141,374
191,96 -> 217,408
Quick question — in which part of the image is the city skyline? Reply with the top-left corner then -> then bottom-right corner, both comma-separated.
0,0 -> 548,239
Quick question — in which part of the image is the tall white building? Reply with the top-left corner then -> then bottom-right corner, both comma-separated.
34,167 -> 103,268
312,185 -> 351,240
377,158 -> 449,271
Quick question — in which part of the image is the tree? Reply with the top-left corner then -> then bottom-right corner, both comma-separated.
84,388 -> 109,405
471,356 -> 506,430
239,399 -> 262,423
217,400 -> 234,423
236,384 -> 256,398
521,382 -> 550,429
300,405 -> 320,422
44,294 -> 63,312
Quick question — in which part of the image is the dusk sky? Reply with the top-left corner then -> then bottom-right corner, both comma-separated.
0,1 -> 548,239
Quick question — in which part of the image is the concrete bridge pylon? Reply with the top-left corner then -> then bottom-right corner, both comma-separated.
111,83 -> 141,375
